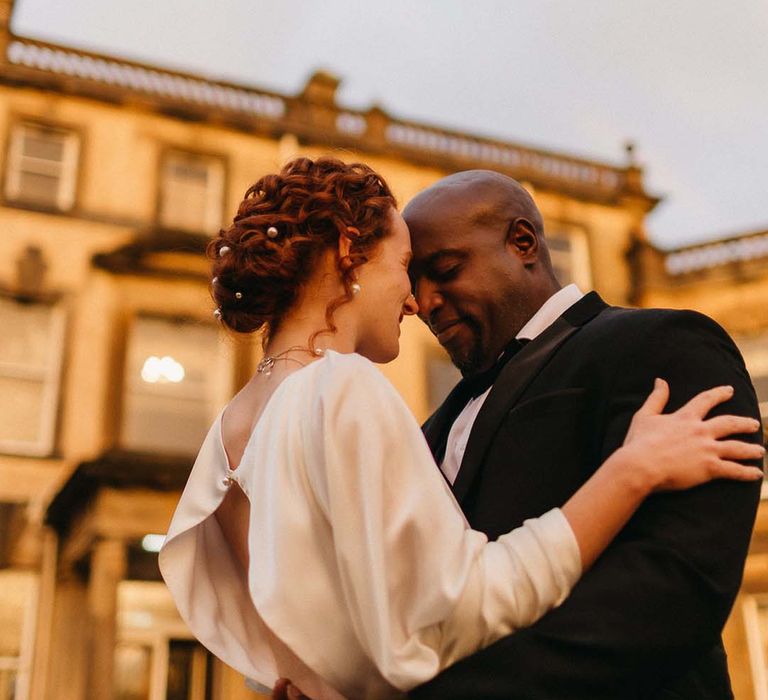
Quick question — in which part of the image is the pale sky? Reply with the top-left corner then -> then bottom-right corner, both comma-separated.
11,0 -> 768,248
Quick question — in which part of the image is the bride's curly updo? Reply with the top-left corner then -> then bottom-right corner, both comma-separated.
208,157 -> 396,338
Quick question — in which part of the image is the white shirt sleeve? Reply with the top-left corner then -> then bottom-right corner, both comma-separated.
307,353 -> 582,691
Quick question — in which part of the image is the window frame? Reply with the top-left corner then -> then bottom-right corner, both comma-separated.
156,147 -> 227,235
117,580 -> 214,700
543,220 -> 593,290
118,312 -> 233,455
0,570 -> 39,700
0,296 -> 66,457
735,332 -> 768,496
735,333 -> 768,420
3,119 -> 81,212
423,343 -> 461,415
741,594 -> 768,700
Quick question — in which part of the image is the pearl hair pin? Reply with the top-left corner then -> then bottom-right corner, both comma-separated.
267,226 -> 279,238
219,246 -> 230,256
212,276 -> 218,285
235,292 -> 243,300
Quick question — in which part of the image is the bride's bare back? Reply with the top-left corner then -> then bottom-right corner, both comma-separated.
215,370 -> 346,700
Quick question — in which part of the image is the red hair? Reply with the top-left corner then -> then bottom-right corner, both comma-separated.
208,157 -> 396,344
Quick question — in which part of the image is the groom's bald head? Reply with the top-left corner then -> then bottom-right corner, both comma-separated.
403,170 -> 545,241
403,170 -> 559,375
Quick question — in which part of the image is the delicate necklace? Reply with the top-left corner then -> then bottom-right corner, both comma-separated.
257,345 -> 325,376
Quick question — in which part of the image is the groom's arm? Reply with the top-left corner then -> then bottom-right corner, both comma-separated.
410,311 -> 763,700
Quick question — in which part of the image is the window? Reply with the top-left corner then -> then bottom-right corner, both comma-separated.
0,297 -> 66,456
545,223 -> 592,290
114,643 -> 152,700
737,334 -> 768,422
425,347 -> 461,415
159,151 -> 225,234
117,581 -> 215,700
120,316 -> 231,455
0,570 -> 38,700
736,334 -> 768,492
741,595 -> 768,700
4,122 -> 79,210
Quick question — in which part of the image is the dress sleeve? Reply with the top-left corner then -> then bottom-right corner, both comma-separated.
306,354 -> 582,691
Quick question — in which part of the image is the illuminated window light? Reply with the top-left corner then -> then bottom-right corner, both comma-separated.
141,534 -> 166,552
140,355 -> 185,383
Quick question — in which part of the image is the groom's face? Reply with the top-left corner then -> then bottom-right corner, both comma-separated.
406,200 -> 533,376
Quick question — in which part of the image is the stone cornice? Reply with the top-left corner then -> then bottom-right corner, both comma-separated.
663,229 -> 768,276
1,33 -> 659,209
628,228 -> 768,299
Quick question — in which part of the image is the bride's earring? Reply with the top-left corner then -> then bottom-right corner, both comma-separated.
351,282 -> 361,296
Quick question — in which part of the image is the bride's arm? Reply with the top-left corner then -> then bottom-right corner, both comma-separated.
438,379 -> 762,671
562,379 -> 763,572
308,356 -> 762,692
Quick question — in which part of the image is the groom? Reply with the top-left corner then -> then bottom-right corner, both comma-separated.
401,170 -> 763,699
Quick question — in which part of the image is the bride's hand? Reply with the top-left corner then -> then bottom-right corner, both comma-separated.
621,379 -> 764,492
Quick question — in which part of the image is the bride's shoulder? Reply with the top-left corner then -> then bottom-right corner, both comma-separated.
307,352 -> 416,440
314,350 -> 400,402
322,349 -> 377,372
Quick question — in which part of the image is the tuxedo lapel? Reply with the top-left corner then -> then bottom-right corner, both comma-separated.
451,291 -> 608,505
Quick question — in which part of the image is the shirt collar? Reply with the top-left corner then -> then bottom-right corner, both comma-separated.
517,284 -> 584,341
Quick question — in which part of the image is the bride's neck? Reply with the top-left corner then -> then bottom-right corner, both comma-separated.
265,293 -> 357,360
261,251 -> 361,364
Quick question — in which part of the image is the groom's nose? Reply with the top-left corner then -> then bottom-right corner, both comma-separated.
414,279 -> 443,322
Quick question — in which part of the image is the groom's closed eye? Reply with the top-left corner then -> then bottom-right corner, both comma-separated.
422,250 -> 468,281
431,262 -> 462,282
427,256 -> 467,284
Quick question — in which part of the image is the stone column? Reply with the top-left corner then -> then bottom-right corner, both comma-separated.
86,538 -> 126,700
28,528 -> 57,700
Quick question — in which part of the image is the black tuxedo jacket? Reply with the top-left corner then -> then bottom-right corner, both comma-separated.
411,293 -> 763,700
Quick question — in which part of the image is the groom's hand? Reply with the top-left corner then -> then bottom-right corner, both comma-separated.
272,678 -> 311,700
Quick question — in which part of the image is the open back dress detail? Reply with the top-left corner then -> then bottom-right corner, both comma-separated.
159,351 -> 581,699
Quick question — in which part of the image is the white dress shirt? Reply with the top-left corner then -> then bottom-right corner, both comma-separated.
440,284 -> 585,484
159,350 -> 581,699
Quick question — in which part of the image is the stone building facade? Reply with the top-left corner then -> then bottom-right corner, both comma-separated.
0,1 -> 766,698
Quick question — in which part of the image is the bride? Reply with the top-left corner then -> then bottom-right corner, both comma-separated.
159,157 -> 763,700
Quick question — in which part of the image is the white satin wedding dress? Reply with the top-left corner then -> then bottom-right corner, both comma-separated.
159,350 -> 580,699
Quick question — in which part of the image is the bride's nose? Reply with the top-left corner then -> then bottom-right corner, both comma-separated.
403,293 -> 419,316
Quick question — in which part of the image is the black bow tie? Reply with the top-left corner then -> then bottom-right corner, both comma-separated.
461,337 -> 530,400
425,337 -> 530,467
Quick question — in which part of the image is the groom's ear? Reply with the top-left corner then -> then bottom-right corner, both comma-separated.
505,217 -> 539,265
